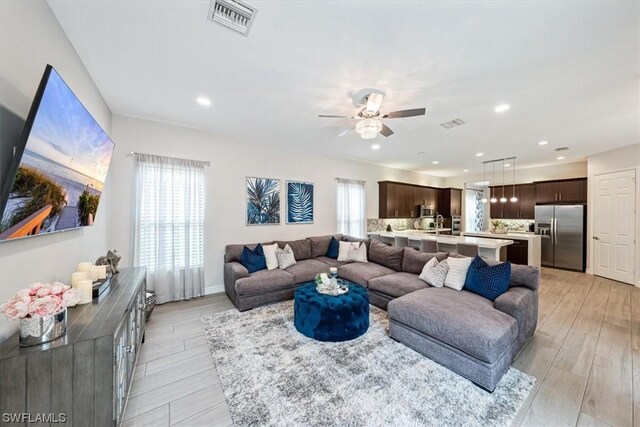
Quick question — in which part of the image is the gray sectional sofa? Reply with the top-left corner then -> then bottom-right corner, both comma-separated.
224,235 -> 539,391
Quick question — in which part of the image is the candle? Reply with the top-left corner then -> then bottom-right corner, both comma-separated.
89,265 -> 100,282
77,262 -> 92,274
71,271 -> 88,288
330,267 -> 337,275
77,279 -> 93,304
96,265 -> 107,280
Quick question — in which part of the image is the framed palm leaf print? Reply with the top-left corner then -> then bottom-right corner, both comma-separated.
246,177 -> 280,225
286,181 -> 314,224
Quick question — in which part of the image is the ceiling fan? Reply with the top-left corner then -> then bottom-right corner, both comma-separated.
318,92 -> 426,140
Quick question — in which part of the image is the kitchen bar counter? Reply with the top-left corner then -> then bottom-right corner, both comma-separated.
368,231 -> 513,261
462,231 -> 541,267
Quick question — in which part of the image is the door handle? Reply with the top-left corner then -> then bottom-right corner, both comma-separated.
593,236 -> 600,240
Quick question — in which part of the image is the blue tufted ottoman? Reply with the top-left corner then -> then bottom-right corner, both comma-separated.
293,281 -> 369,342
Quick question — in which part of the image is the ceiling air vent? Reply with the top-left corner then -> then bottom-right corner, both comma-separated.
555,146 -> 569,152
440,119 -> 465,129
208,0 -> 258,36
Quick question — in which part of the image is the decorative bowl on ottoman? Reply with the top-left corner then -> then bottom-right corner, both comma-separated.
294,281 -> 369,342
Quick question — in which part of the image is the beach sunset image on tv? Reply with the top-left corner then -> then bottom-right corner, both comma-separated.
0,67 -> 115,241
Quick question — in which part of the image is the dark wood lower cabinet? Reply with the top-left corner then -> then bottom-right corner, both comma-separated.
507,240 -> 529,265
0,268 -> 147,426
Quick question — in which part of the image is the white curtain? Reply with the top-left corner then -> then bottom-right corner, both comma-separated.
134,153 -> 205,304
336,178 -> 366,238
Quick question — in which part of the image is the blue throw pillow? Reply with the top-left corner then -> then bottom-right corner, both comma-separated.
240,244 -> 266,273
464,256 -> 511,301
326,237 -> 339,259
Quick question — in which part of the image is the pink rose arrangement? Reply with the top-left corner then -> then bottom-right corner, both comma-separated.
1,282 -> 80,320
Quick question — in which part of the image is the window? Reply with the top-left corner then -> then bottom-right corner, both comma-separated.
134,153 -> 205,303
336,178 -> 366,238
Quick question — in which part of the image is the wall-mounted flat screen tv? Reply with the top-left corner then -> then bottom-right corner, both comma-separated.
0,65 -> 115,242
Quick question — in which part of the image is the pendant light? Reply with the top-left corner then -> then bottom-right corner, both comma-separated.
481,163 -> 488,203
490,162 -> 497,203
500,159 -> 507,203
510,157 -> 518,203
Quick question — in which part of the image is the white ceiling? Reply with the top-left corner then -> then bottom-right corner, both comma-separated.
48,0 -> 639,177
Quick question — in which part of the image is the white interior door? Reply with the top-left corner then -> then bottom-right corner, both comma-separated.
593,169 -> 636,284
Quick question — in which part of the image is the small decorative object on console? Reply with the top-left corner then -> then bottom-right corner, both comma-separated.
96,249 -> 122,275
1,282 -> 80,346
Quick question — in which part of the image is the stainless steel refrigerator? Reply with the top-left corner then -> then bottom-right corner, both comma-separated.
535,205 -> 586,271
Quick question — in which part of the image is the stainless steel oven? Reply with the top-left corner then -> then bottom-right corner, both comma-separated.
451,216 -> 461,236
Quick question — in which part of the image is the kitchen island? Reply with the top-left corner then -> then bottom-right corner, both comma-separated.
461,231 -> 541,267
369,231 -> 513,261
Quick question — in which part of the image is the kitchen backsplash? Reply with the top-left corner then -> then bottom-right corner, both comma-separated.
368,217 -> 535,232
367,218 -> 433,232
489,219 -> 534,231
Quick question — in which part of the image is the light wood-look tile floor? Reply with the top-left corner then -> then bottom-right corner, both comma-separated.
123,269 -> 638,427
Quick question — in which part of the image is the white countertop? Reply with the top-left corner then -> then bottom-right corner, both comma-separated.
370,231 -> 514,249
389,228 -> 452,234
461,231 -> 541,241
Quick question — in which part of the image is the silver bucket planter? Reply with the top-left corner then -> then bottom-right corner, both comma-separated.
19,308 -> 67,347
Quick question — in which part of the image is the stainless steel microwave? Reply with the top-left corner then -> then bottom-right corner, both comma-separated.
417,206 -> 435,217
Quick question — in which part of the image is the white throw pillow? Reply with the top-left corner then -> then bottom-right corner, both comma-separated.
419,257 -> 448,288
348,242 -> 368,262
263,243 -> 279,270
276,244 -> 297,269
337,241 -> 353,262
444,256 -> 473,291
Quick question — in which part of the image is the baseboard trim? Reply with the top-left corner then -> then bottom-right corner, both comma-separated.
205,285 -> 225,295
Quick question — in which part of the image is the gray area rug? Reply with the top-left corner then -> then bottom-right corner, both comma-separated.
201,301 -> 534,427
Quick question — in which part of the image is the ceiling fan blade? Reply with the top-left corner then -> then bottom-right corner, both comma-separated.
366,93 -> 384,114
383,108 -> 426,119
318,114 -> 355,118
337,128 -> 354,137
380,124 -> 394,137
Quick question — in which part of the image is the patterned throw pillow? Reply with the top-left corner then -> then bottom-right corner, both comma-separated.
348,242 -> 368,262
262,243 -> 279,270
276,244 -> 297,269
464,256 -> 511,301
240,244 -> 266,273
326,237 -> 339,259
444,256 -> 473,291
418,257 -> 449,287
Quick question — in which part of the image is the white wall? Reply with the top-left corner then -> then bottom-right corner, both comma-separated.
108,114 -> 444,292
0,0 -> 112,340
587,143 -> 640,285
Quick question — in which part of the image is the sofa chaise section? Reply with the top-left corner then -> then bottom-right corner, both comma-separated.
388,264 -> 540,391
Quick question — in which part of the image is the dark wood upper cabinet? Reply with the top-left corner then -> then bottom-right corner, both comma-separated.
535,178 -> 587,204
489,183 -> 536,219
518,184 -> 536,219
378,181 -> 444,219
438,188 -> 462,217
557,179 -> 587,203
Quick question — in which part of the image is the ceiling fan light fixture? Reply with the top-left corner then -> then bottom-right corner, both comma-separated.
356,117 -> 382,140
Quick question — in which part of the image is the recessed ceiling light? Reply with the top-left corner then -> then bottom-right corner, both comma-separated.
476,152 -> 484,157
463,169 -> 469,172
196,96 -> 211,107
371,144 -> 380,150
494,104 -> 510,113
538,140 -> 549,145
556,156 -> 565,160
432,161 -> 440,165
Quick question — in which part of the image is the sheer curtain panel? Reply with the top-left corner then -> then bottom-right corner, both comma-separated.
336,178 -> 366,238
134,153 -> 205,304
